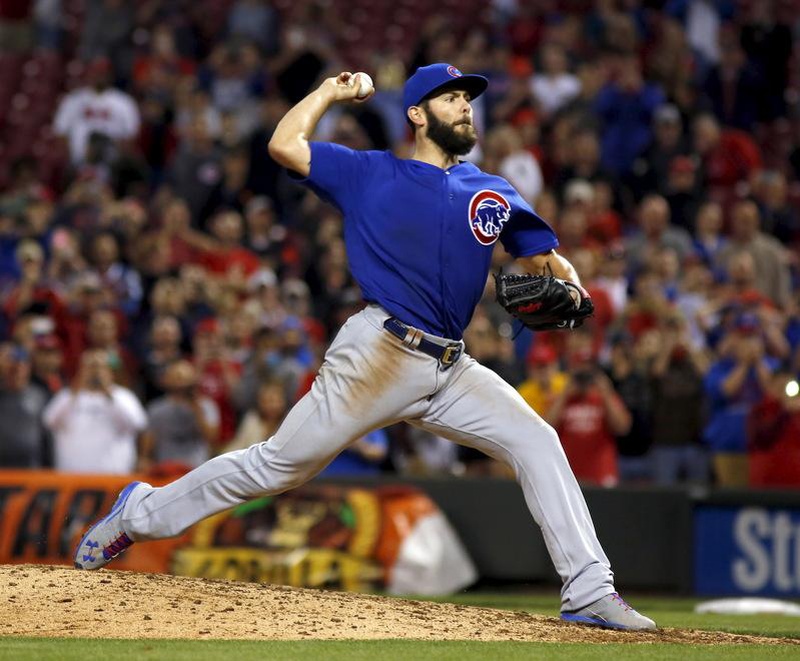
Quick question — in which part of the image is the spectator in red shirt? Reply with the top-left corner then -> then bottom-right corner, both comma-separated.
3,240 -> 64,327
57,271 -> 116,376
748,369 -> 800,488
159,198 -> 201,269
192,318 -> 242,446
692,112 -> 762,193
618,269 -> 672,342
554,206 -> 600,258
189,209 -> 260,279
546,354 -> 632,487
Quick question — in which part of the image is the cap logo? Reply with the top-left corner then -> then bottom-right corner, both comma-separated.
468,190 -> 511,245
447,66 -> 462,78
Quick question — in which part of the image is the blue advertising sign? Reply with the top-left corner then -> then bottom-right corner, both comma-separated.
695,506 -> 800,596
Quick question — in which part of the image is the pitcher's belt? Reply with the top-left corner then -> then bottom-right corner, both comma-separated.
382,317 -> 463,367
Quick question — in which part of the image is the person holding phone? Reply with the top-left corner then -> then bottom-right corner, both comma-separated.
546,351 -> 632,487
42,349 -> 147,474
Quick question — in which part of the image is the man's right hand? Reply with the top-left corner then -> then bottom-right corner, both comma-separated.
319,72 -> 374,104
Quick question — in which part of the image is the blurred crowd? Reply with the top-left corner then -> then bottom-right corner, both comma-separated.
2,0 -> 800,489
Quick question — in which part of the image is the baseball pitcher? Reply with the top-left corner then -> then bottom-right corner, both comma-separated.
75,64 -> 655,631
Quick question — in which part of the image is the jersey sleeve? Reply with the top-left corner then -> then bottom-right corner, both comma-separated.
290,141 -> 374,212
499,189 -> 559,258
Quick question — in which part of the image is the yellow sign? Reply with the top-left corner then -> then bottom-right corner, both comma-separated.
172,547 -> 384,591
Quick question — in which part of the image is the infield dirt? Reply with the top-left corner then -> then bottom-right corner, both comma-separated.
1,564 -> 796,645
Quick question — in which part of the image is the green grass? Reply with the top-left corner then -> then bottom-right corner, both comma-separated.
4,593 -> 800,660
1,639 -> 799,661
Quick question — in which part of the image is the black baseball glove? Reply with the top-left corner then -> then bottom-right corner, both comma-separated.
494,272 -> 594,331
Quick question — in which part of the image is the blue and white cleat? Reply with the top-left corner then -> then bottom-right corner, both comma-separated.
74,481 -> 145,570
561,592 -> 656,631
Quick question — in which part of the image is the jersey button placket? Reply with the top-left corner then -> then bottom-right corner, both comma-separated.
441,171 -> 455,337
437,171 -> 449,336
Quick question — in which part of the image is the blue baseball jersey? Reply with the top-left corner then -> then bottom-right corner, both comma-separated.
295,141 -> 558,339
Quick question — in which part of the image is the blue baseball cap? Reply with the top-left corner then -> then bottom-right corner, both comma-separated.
403,63 -> 488,113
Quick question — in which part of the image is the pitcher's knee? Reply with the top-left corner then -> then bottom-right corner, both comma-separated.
541,421 -> 561,447
544,423 -> 567,455
246,451 -> 319,495
499,415 -> 562,458
246,461 -> 306,495
522,417 -> 564,458
270,465 -> 313,493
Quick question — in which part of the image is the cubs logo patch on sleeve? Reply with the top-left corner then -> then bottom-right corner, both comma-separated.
468,190 -> 511,246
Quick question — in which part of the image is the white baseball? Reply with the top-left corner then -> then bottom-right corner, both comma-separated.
349,72 -> 374,99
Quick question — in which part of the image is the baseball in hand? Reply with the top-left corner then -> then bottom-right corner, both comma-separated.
349,72 -> 374,99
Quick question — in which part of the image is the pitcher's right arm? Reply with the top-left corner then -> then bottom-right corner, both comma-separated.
268,72 -> 373,176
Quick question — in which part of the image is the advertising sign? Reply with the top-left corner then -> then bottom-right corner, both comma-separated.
695,505 -> 800,596
0,471 -> 475,595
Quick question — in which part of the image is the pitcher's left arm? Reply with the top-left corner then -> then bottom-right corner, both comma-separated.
516,249 -> 581,287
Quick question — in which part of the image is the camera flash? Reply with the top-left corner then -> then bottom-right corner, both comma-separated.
786,380 -> 799,398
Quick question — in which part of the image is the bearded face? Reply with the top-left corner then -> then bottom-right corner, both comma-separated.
422,103 -> 478,156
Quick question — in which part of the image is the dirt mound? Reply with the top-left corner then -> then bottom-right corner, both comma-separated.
0,565 -> 795,644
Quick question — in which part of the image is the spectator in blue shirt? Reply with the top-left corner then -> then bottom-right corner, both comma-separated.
703,312 -> 779,486
594,57 -> 665,176
320,428 -> 389,476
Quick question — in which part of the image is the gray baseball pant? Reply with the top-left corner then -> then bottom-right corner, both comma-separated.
120,304 -> 614,611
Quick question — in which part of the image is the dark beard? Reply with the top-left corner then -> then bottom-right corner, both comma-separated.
425,110 -> 477,157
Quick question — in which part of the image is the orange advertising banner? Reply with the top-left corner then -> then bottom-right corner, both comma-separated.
0,471 -> 475,594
